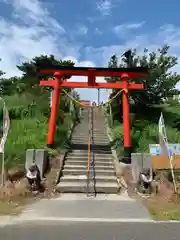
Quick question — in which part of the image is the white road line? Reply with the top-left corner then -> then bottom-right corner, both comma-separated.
19,216 -> 155,223
1,216 -> 180,225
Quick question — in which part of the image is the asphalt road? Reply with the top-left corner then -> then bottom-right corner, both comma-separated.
0,221 -> 180,240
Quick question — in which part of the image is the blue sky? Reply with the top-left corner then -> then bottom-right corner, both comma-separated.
0,0 -> 180,102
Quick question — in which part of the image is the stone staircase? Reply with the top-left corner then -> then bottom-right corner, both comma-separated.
56,107 -> 118,194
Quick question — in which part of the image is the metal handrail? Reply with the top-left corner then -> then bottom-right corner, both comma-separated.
87,109 -> 91,196
91,107 -> 96,196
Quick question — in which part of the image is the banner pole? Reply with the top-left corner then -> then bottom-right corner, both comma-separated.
170,154 -> 177,192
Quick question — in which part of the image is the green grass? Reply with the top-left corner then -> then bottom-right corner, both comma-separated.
110,104 -> 180,155
0,91 -> 74,169
4,117 -> 48,168
147,200 -> 180,221
2,114 -> 72,168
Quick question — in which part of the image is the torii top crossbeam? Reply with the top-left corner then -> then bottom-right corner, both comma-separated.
40,66 -> 148,89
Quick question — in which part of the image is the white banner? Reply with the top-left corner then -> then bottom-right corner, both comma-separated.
158,112 -> 172,158
0,106 -> 10,153
158,112 -> 176,192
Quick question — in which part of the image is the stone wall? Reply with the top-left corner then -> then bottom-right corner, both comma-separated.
131,153 -> 152,183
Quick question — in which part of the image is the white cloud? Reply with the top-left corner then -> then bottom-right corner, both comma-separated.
113,22 -> 145,38
5,0 -> 65,33
96,0 -> 122,16
0,0 -> 81,77
85,24 -> 180,68
0,0 -> 108,102
85,24 -> 180,90
76,25 -> 88,35
96,0 -> 113,16
1,0 -> 180,103
95,27 -> 102,35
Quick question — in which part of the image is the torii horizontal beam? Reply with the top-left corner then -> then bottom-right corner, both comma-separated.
40,80 -> 144,89
40,66 -> 148,77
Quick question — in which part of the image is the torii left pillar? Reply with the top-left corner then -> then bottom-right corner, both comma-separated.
121,74 -> 133,164
41,72 -> 62,148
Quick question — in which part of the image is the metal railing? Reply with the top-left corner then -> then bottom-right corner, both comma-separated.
87,108 -> 96,196
87,108 -> 91,195
90,107 -> 96,196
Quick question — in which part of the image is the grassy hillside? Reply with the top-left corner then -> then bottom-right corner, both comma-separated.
0,91 -> 73,169
110,103 -> 180,156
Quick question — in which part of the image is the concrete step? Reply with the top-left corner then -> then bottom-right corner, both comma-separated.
71,134 -> 89,137
92,130 -> 107,132
70,142 -> 110,146
68,150 -> 88,153
56,181 -> 118,193
70,140 -> 110,144
70,149 -> 112,154
71,137 -> 110,142
70,141 -> 88,144
72,134 -> 109,138
60,175 -> 117,183
73,132 -> 107,136
70,142 -> 110,145
66,155 -> 113,160
92,142 -> 110,145
65,160 -> 114,166
62,169 -> 115,176
67,152 -> 113,156
63,165 -> 114,170
92,139 -> 110,141
71,132 -> 89,135
71,137 -> 109,140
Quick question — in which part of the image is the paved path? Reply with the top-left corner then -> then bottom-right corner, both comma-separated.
20,193 -> 150,220
0,220 -> 180,240
0,194 -> 179,239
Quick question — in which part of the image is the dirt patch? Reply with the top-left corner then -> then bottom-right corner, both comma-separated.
0,153 -> 64,216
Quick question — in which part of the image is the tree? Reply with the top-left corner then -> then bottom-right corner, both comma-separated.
17,55 -> 75,88
0,77 -> 26,96
106,45 -> 180,121
105,55 -> 122,121
128,45 -> 180,106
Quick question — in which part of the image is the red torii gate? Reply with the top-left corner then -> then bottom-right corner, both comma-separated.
40,66 -> 149,163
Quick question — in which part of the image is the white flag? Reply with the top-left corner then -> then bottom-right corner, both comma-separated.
0,106 -> 10,153
158,113 -> 171,158
158,112 -> 177,192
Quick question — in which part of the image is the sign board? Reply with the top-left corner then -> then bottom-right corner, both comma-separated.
149,144 -> 180,156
